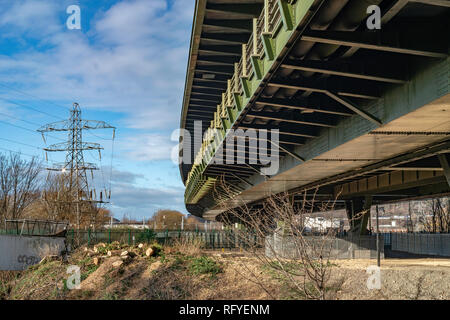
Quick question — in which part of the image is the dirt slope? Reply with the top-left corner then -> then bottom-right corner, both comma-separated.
1,245 -> 449,300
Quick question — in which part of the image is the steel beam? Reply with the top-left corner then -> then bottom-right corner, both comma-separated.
205,3 -> 263,16
294,140 -> 450,194
302,30 -> 448,58
268,79 -> 380,100
255,97 -> 353,116
191,88 -> 222,97
192,81 -> 227,90
281,60 -> 406,84
243,134 -> 306,146
410,0 -> 450,7
245,110 -> 336,128
325,91 -> 382,126
190,95 -> 220,102
196,55 -> 239,65
202,19 -> 252,32
201,33 -> 249,44
195,65 -> 234,75
198,44 -> 242,56
237,124 -> 317,138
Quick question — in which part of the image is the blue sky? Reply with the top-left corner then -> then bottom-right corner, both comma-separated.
0,0 -> 195,218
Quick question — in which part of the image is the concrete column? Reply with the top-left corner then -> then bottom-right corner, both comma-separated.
347,195 -> 373,236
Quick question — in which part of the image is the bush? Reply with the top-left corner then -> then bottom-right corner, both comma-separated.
188,256 -> 222,276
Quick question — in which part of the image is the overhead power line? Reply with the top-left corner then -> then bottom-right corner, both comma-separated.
0,82 -> 70,112
0,136 -> 42,150
0,118 -> 66,142
0,97 -> 64,120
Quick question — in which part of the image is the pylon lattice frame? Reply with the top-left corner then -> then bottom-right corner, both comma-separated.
38,102 -> 115,216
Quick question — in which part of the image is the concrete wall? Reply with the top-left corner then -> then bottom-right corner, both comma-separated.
265,234 -> 384,260
0,235 -> 66,271
391,233 -> 450,257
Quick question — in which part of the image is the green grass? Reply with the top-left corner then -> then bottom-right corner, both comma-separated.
81,264 -> 98,281
188,256 -> 222,277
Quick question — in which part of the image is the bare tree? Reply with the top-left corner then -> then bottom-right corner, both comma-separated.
0,153 -> 41,221
41,172 -> 72,221
41,172 -> 108,229
214,178 -> 343,300
418,197 -> 450,233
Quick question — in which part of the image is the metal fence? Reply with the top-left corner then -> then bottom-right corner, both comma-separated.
391,233 -> 450,257
66,229 -> 262,250
1,219 -> 68,237
266,234 -> 385,260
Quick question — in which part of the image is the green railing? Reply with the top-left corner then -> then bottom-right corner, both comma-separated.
184,0 -> 315,204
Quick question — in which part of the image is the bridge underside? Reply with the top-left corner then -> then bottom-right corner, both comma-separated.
180,0 -> 450,232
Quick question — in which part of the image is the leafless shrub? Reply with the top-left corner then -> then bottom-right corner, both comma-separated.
40,172 -> 109,229
168,236 -> 204,256
418,198 -> 450,233
213,178 -> 344,300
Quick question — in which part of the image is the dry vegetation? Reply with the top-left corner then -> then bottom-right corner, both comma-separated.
0,240 -> 276,300
1,239 -> 449,300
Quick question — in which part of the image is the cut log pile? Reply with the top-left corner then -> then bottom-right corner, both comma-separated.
81,242 -> 162,268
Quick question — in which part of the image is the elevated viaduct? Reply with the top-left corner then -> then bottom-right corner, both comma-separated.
179,0 -> 450,235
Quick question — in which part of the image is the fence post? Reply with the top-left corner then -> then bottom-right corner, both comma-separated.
88,228 -> 91,246
109,229 -> 111,244
128,229 -> 131,245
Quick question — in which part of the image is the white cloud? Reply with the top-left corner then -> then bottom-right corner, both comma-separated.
0,0 -> 195,214
118,132 -> 177,162
0,0 -> 194,132
0,0 -> 60,38
110,181 -> 185,215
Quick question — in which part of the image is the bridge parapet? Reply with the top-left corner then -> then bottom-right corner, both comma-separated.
185,0 -> 315,204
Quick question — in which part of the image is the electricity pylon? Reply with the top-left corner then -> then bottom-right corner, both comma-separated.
38,102 -> 115,229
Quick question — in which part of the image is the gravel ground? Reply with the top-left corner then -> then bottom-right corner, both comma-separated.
332,258 -> 450,300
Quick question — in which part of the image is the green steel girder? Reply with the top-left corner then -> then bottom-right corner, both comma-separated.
184,0 -> 319,204
277,0 -> 294,31
250,55 -> 263,80
261,32 -> 275,61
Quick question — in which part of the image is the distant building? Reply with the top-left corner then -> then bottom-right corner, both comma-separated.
103,218 -> 149,230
